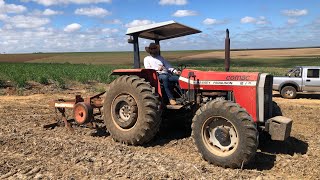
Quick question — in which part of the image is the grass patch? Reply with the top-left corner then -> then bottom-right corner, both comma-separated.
0,62 -> 129,88
0,56 -> 317,88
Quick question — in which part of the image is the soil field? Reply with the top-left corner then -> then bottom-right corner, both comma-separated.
0,51 -> 212,64
0,48 -> 319,64
0,54 -> 57,63
0,88 -> 319,179
181,47 -> 320,60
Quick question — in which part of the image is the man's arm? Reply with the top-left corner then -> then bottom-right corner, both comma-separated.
160,56 -> 180,74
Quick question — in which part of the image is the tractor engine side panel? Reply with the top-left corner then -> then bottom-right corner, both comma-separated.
179,69 -> 260,122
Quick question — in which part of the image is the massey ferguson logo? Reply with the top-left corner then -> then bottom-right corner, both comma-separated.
226,75 -> 250,81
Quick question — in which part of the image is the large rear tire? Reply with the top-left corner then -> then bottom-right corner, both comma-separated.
192,100 -> 258,168
103,75 -> 161,145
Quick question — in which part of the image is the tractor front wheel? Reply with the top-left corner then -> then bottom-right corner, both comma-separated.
192,100 -> 258,168
103,75 -> 161,145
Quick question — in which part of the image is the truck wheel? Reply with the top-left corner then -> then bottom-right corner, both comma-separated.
192,100 -> 258,168
103,75 -> 161,145
281,86 -> 297,99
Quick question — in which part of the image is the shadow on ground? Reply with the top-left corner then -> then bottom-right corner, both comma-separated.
51,111 -> 309,171
147,117 -> 192,147
246,136 -> 308,170
148,117 -> 309,171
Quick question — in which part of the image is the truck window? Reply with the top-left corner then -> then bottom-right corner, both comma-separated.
307,69 -> 320,78
286,67 -> 301,77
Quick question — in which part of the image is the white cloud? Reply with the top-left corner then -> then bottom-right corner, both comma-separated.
1,15 -> 50,29
75,7 -> 111,17
125,19 -> 154,28
0,13 -> 8,20
64,23 -> 81,32
43,9 -> 63,16
159,0 -> 187,5
21,0 -> 112,6
0,0 -> 27,14
13,27 -> 128,52
287,18 -> 298,25
203,18 -> 218,25
203,18 -> 227,25
241,16 -> 269,25
1,24 -> 320,53
241,16 -> 256,23
282,9 -> 308,17
172,10 -> 197,17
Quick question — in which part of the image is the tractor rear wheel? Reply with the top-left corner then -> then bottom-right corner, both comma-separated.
192,100 -> 258,168
103,75 -> 161,145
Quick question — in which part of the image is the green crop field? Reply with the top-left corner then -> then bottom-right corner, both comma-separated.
0,57 -> 318,88
0,49 -> 319,89
0,63 -> 129,88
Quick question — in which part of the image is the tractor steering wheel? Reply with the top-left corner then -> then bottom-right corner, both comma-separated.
177,63 -> 187,72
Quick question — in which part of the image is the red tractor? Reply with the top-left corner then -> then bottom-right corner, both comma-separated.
51,21 -> 292,168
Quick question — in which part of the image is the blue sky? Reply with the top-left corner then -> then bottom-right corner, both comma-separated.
0,0 -> 319,53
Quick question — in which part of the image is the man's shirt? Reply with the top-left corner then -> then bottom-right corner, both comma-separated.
144,55 -> 175,74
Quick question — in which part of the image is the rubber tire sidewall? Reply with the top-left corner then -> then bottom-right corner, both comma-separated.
192,100 -> 258,168
281,86 -> 297,99
73,102 -> 93,125
103,75 -> 161,145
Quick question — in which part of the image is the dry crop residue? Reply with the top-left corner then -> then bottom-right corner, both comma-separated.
0,92 -> 319,179
181,47 -> 320,60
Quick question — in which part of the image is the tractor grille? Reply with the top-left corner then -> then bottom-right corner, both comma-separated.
263,75 -> 273,120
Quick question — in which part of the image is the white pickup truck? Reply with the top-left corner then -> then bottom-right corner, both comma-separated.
273,66 -> 320,99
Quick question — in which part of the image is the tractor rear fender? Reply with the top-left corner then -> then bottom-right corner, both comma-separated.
112,69 -> 162,97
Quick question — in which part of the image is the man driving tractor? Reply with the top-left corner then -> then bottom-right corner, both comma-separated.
144,43 -> 181,105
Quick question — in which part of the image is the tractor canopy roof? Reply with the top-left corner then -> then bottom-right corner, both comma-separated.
126,20 -> 201,41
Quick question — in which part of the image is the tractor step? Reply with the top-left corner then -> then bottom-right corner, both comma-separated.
166,105 -> 184,110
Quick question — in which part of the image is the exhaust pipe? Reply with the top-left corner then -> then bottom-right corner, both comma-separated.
225,29 -> 230,72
